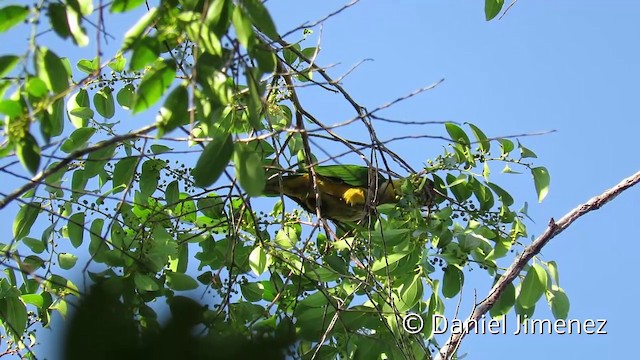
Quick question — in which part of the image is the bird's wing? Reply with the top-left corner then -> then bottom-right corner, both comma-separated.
313,165 -> 372,187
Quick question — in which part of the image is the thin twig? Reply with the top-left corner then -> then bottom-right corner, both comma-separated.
0,124 -> 157,210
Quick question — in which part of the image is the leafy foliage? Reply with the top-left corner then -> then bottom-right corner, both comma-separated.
0,1 -> 564,359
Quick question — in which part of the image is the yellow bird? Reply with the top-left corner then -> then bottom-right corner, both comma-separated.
263,165 -> 430,223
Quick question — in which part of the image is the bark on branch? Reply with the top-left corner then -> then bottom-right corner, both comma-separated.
435,169 -> 640,360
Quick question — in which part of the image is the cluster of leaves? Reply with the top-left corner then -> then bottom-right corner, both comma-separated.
252,122 -> 564,358
422,124 -> 567,321
0,1 -> 560,359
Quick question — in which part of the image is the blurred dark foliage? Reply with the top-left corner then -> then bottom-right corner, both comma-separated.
62,282 -> 296,360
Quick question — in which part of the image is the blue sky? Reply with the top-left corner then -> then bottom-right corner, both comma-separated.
2,0 -> 639,358
265,1 -> 638,358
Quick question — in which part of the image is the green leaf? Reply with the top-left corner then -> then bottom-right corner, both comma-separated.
67,89 -> 91,128
283,44 -> 300,65
274,228 -> 297,249
192,134 -> 234,188
133,59 -> 176,113
68,212 -> 85,248
76,0 -> 94,16
140,159 -> 165,197
485,0 -> 504,21
442,265 -> 464,298
298,291 -> 330,308
166,271 -> 198,291
129,36 -> 161,71
486,235 -> 512,261
122,7 -> 158,50
471,179 -> 494,211
396,274 -> 423,312
77,59 -> 97,74
172,242 -> 189,273
244,66 -> 265,128
490,280 -> 516,318
0,99 -> 21,117
22,237 -> 45,254
301,47 -> 318,60
13,202 -> 40,241
66,6 -> 88,46
21,294 -> 44,308
61,127 -> 96,153
197,196 -> 224,220
240,0 -> 277,38
72,184 -> 89,206
517,263 -> 547,309
184,13 -> 222,56
369,227 -> 410,247
88,218 -> 105,259
157,85 -> 188,137
23,255 -> 45,271
549,288 -> 570,319
150,144 -> 171,154
518,141 -> 537,158
117,84 -> 135,109
501,164 -> 521,174
234,143 -> 266,197
94,87 -> 115,119
35,47 -> 69,94
498,138 -> 514,156
84,142 -> 116,178
547,260 -> 560,286
251,43 -> 276,74
44,161 -> 66,194
134,273 -> 159,292
249,246 -> 269,276
112,157 -> 138,192
487,182 -> 514,206
446,173 -> 472,202
467,123 -> 490,153
69,107 -> 94,119
111,0 -> 145,13
531,166 -> 550,202
16,133 -> 40,174
48,3 -> 70,38
445,122 -> 470,146
46,98 -> 65,138
482,160 -> 491,181
371,251 -> 411,272
0,297 -> 27,339
231,3 -> 255,49
58,253 -> 78,270
240,282 -> 263,302
0,55 -> 20,77
26,77 -> 48,97
108,53 -> 126,72
197,271 -> 213,285
165,180 -> 179,206
0,5 -> 29,33
146,225 -> 178,272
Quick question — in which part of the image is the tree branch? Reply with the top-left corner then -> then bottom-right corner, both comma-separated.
435,169 -> 640,360
0,124 -> 157,210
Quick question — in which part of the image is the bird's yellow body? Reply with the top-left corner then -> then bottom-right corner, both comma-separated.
263,166 -> 403,223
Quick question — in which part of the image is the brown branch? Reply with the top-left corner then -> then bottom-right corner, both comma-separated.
0,124 -> 157,210
435,169 -> 640,360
